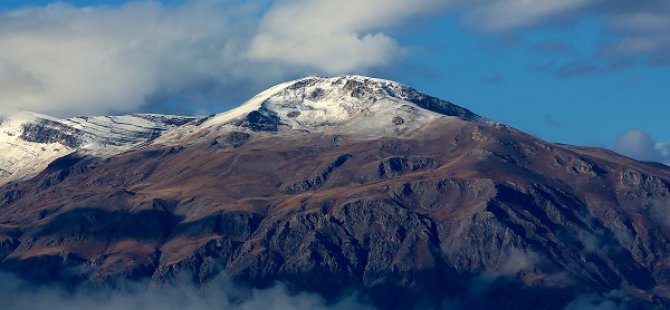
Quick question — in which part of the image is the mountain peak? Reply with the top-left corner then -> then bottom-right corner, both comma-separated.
169,75 -> 488,142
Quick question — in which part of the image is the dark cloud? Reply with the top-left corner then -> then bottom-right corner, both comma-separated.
527,59 -> 634,78
543,114 -> 564,128
596,2 -> 670,67
460,0 -> 600,32
528,62 -> 556,74
456,0 -> 670,79
555,62 -> 602,78
531,41 -> 574,55
494,34 -> 525,48
478,72 -> 505,85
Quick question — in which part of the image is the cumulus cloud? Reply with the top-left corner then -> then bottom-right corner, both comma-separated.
613,129 -> 670,164
0,0 -> 440,117
1,0 -> 668,117
0,1 -> 261,116
246,0 -> 446,73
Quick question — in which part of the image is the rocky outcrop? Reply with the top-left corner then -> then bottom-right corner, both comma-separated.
283,154 -> 353,194
20,120 -> 84,148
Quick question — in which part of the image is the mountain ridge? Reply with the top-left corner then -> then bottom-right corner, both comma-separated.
155,75 -> 494,145
0,111 -> 199,184
1,74 -> 498,186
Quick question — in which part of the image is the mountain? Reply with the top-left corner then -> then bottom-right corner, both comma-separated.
1,75 -> 670,309
0,112 -> 199,184
154,75 -> 489,145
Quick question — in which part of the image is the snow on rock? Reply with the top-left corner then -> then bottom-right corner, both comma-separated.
1,75 -> 491,183
156,75 -> 491,144
0,112 -> 198,184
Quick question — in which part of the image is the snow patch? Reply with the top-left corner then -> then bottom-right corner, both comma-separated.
0,112 -> 198,184
156,75 -> 490,144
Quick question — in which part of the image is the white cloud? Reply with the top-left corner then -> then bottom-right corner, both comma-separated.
246,32 -> 399,73
613,129 -> 670,164
496,248 -> 539,276
658,142 -> 670,159
0,0 -> 439,117
245,0 -> 445,73
564,290 -> 629,310
0,1 -> 257,116
1,0 -> 668,117
0,272 -> 371,310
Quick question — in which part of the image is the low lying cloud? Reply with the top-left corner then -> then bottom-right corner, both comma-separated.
0,253 -> 640,310
647,199 -> 670,232
0,272 -> 371,310
563,291 -> 631,310
467,248 -> 541,297
613,129 -> 670,164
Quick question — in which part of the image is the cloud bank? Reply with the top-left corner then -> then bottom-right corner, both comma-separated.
0,0 -> 441,117
0,0 -> 668,117
0,1 -> 256,116
0,272 -> 371,310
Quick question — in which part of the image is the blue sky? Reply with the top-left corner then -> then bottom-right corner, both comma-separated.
392,15 -> 670,148
0,0 -> 668,161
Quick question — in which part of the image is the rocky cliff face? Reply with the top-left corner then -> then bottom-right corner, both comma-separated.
1,76 -> 670,309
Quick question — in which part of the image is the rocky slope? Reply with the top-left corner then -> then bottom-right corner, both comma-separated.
0,112 -> 198,184
1,76 -> 670,309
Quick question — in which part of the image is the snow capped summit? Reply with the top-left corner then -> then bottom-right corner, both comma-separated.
0,112 -> 198,184
1,75 -> 490,183
157,75 -> 489,143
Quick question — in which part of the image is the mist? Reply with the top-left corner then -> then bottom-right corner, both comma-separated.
0,272 -> 372,310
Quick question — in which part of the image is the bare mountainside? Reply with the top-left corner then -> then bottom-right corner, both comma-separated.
1,76 -> 670,309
